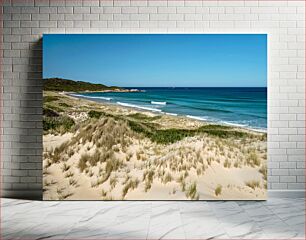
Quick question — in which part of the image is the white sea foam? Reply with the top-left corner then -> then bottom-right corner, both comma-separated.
85,96 -> 112,101
165,112 -> 178,116
70,94 -> 112,101
151,101 -> 167,105
222,121 -> 267,133
117,102 -> 162,112
186,115 -> 207,121
222,121 -> 247,128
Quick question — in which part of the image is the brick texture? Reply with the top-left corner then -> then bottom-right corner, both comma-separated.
0,0 -> 305,197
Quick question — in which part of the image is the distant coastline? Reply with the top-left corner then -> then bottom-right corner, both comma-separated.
66,87 -> 267,133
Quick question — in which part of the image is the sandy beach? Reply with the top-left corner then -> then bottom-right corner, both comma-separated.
43,91 -> 267,200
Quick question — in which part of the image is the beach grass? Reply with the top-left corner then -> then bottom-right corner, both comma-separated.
43,91 -> 267,200
43,115 -> 75,133
245,180 -> 260,190
215,185 -> 222,196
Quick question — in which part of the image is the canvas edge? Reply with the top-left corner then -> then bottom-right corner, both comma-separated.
2,190 -> 304,200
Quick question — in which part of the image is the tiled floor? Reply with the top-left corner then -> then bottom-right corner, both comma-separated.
2,198 -> 305,239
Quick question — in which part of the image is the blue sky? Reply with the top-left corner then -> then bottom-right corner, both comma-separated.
43,34 -> 267,87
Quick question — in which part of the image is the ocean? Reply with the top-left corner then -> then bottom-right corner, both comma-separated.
71,87 -> 267,131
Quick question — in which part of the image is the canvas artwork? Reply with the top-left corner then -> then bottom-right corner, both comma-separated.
43,34 -> 267,200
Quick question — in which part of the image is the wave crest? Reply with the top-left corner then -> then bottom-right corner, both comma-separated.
117,102 -> 162,112
71,94 -> 112,101
186,115 -> 207,121
151,101 -> 167,105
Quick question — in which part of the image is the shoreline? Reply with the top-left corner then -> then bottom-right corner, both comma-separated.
65,92 -> 267,134
43,90 -> 267,200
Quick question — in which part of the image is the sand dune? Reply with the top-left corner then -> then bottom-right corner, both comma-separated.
43,91 -> 267,200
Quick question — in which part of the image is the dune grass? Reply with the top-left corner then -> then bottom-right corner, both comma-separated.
128,113 -> 162,121
259,165 -> 267,181
43,91 -> 267,200
245,180 -> 260,190
215,185 -> 222,196
78,154 -> 89,172
88,110 -> 106,119
43,96 -> 58,103
246,151 -> 261,167
122,178 -> 139,198
43,115 -> 75,134
127,118 -> 260,144
185,182 -> 199,200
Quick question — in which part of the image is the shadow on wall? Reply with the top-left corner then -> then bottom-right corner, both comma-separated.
5,38 -> 43,200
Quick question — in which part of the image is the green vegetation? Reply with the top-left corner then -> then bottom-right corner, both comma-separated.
43,91 -> 265,144
245,180 -> 260,190
127,113 -> 161,121
122,178 -> 139,198
43,108 -> 59,117
78,154 -> 89,172
88,110 -> 105,119
44,78 -> 121,92
43,96 -> 58,103
246,151 -> 261,167
215,185 -> 222,196
43,115 -> 75,133
45,104 -> 64,113
185,182 -> 199,200
259,165 -> 267,181
127,120 -> 259,144
58,102 -> 72,108
198,125 -> 250,138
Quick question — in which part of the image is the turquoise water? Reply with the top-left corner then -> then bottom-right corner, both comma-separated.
71,87 -> 267,130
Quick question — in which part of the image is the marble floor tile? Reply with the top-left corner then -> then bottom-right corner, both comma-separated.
147,202 -> 185,239
1,198 -> 305,240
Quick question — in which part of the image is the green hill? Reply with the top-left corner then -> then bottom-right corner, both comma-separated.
44,78 -> 121,92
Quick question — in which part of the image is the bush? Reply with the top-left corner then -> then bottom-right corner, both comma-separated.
122,178 -> 139,198
43,115 -> 75,133
128,120 -> 254,145
245,180 -> 260,190
259,165 -> 267,181
246,151 -> 261,167
43,96 -> 58,103
59,102 -> 71,108
128,113 -> 161,121
78,154 -> 89,172
43,108 -> 59,117
215,185 -> 222,196
186,182 -> 199,200
88,110 -> 105,119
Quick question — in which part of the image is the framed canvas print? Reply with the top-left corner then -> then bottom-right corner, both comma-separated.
43,34 -> 267,200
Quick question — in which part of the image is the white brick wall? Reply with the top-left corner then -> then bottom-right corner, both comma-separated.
1,0 -> 305,198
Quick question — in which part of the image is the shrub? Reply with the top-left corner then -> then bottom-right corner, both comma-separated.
128,113 -> 161,121
215,185 -> 222,196
88,150 -> 101,167
110,176 -> 118,189
246,151 -> 261,167
65,171 -> 74,178
58,102 -> 71,108
78,154 -> 89,172
163,172 -> 172,184
43,108 -> 59,117
259,165 -> 267,181
223,159 -> 231,168
61,163 -> 70,172
43,96 -> 58,103
88,110 -> 104,119
185,182 -> 199,200
43,115 -> 75,133
69,178 -> 78,186
245,180 -> 260,190
122,178 -> 139,198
